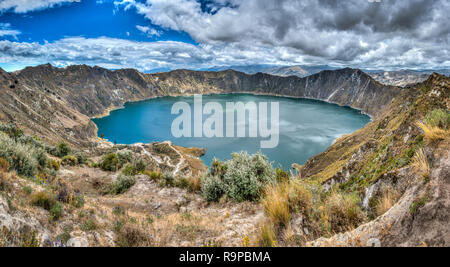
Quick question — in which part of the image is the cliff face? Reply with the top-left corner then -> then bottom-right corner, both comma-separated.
0,64 -> 401,146
151,68 -> 400,117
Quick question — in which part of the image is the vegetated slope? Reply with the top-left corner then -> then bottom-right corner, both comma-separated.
1,64 -> 399,147
299,73 -> 449,246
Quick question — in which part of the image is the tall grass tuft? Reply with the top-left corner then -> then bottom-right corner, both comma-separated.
412,148 -> 431,181
262,183 -> 291,227
416,121 -> 448,141
417,109 -> 450,142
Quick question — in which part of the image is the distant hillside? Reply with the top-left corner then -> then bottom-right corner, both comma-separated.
201,65 -> 450,87
368,70 -> 450,87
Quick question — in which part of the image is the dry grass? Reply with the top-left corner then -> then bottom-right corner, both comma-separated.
115,224 -> 152,247
412,148 -> 431,181
145,212 -> 220,246
262,180 -> 314,228
323,190 -> 366,234
289,180 -> 313,213
416,121 -> 448,142
262,183 -> 291,227
375,188 -> 400,216
0,158 -> 9,172
188,176 -> 201,192
0,171 -> 11,192
256,221 -> 277,247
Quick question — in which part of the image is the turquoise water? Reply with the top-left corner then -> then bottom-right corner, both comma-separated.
92,94 -> 370,169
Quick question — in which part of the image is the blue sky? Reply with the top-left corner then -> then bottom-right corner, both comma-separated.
0,0 -> 448,72
0,0 -> 195,44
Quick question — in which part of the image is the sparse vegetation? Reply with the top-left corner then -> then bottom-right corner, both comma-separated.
161,172 -> 175,187
260,178 -> 366,241
0,226 -> 40,247
81,218 -> 97,232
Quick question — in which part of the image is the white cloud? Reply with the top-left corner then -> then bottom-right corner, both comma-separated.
0,23 -> 21,39
0,0 -> 448,71
0,0 -> 80,13
112,0 -> 450,70
1,35 -> 448,72
136,25 -> 161,37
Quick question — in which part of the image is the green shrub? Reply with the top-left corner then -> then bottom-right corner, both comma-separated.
223,152 -> 275,202
146,171 -> 162,181
46,158 -> 60,171
175,177 -> 189,189
134,158 -> 147,174
162,172 -> 175,187
57,143 -> 71,157
56,226 -> 71,244
117,150 -> 133,167
71,194 -> 85,208
210,158 -> 227,179
109,174 -> 136,195
0,133 -> 39,177
73,151 -> 87,165
424,109 -> 450,129
81,219 -> 97,231
112,206 -> 126,216
61,155 -> 78,166
0,123 -> 23,140
33,148 -> 47,169
23,186 -> 33,195
201,176 -> 225,202
202,152 -> 275,203
50,202 -> 63,221
100,153 -> 119,172
121,163 -> 135,176
30,191 -> 56,211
